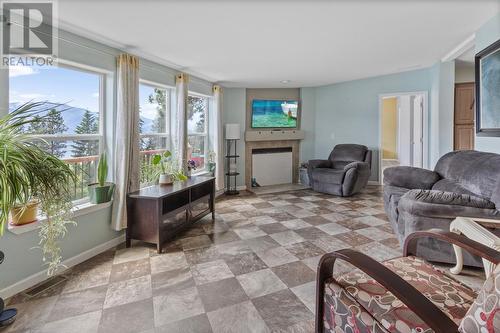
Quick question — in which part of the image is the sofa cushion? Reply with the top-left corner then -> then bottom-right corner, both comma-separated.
434,150 -> 500,199
491,180 -> 500,209
325,256 -> 476,333
459,266 -> 500,332
432,179 -> 481,197
311,168 -> 345,184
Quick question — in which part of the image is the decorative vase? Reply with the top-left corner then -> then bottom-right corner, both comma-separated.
186,169 -> 192,178
208,162 -> 216,176
159,174 -> 173,185
10,200 -> 39,225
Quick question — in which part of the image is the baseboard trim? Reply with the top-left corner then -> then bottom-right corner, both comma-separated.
0,234 -> 125,299
368,180 -> 381,185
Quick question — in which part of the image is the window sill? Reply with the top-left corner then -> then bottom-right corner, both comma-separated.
192,170 -> 210,177
7,201 -> 113,235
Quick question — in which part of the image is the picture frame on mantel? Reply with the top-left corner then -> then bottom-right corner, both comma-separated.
475,38 -> 500,137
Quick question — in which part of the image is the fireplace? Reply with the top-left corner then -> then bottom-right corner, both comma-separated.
252,147 -> 293,186
245,140 -> 300,189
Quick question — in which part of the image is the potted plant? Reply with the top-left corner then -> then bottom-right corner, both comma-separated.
88,152 -> 115,204
9,199 -> 39,226
0,102 -> 76,275
207,151 -> 216,177
152,150 -> 187,185
187,159 -> 197,178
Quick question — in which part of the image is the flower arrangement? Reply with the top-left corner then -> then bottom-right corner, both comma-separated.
187,159 -> 197,171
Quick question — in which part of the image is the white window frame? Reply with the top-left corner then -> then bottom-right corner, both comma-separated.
187,92 -> 210,173
8,60 -> 106,205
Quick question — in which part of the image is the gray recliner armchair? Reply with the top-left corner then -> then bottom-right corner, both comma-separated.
384,150 -> 500,267
308,144 -> 372,197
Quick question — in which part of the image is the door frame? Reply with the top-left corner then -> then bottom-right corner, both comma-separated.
378,91 -> 429,184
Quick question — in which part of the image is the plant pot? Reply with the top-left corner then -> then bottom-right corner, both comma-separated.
10,200 -> 39,225
186,169 -> 192,178
88,182 -> 115,204
159,174 -> 173,185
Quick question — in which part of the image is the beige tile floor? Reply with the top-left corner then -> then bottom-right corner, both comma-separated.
3,186 -> 485,333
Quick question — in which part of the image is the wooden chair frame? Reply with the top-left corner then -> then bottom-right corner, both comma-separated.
315,229 -> 500,333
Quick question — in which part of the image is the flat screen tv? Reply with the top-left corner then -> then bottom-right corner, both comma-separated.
251,99 -> 299,128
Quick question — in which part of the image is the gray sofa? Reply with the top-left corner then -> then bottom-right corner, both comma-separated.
308,144 -> 372,197
384,150 -> 500,266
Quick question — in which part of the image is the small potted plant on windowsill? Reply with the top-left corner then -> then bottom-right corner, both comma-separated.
152,150 -> 187,185
88,152 -> 115,204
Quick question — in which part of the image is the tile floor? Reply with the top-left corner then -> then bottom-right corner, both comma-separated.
3,186 -> 484,333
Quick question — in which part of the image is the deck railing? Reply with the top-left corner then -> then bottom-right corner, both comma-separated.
63,149 -> 167,201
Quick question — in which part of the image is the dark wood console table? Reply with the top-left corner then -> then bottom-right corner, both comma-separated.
126,176 -> 215,253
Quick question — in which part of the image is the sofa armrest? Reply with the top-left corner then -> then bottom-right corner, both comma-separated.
343,161 -> 370,172
383,166 -> 440,189
405,190 -> 495,209
308,159 -> 332,170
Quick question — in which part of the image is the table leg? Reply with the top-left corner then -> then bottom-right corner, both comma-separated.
449,218 -> 464,275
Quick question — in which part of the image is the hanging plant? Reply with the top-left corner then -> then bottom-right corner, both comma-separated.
0,102 -> 76,275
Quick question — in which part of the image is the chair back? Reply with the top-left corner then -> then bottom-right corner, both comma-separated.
328,144 -> 371,169
459,265 -> 500,332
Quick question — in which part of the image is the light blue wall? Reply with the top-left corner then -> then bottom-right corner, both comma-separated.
222,88 -> 246,187
0,207 -> 121,292
475,13 -> 500,153
313,68 -> 435,181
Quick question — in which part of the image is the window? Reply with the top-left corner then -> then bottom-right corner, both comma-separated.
188,94 -> 209,171
9,64 -> 104,202
139,82 -> 170,185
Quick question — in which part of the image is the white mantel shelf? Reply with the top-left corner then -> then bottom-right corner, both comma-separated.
245,129 -> 305,142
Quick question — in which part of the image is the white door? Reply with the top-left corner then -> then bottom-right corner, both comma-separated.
398,96 -> 412,166
412,95 -> 424,168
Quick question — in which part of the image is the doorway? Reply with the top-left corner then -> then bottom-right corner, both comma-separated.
379,92 -> 428,183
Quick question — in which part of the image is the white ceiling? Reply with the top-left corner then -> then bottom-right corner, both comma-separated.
58,0 -> 499,88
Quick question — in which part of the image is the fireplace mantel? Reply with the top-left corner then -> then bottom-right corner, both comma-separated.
245,129 -> 305,142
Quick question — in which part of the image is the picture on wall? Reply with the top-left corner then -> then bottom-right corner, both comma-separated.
476,38 -> 500,136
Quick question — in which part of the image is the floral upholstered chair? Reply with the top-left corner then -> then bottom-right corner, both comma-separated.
315,230 -> 500,333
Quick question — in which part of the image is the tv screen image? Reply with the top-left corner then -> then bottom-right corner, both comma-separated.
251,100 -> 298,128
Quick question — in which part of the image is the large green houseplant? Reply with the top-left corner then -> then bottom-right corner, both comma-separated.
0,102 -> 76,275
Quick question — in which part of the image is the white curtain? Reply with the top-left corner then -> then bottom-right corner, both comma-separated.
213,85 -> 225,190
111,54 -> 140,231
174,73 -> 189,174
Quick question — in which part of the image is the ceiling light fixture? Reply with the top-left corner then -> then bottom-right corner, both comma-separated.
280,80 -> 290,84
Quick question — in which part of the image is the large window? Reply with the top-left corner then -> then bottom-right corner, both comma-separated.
9,64 -> 104,202
188,94 -> 209,171
139,82 -> 169,185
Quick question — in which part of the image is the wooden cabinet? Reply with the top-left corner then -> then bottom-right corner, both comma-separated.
126,176 -> 215,253
454,83 -> 475,150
